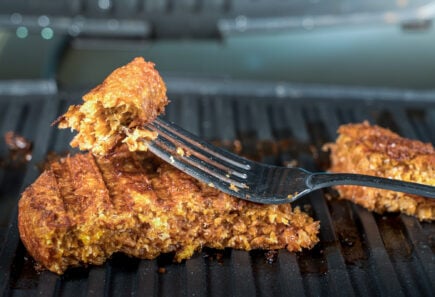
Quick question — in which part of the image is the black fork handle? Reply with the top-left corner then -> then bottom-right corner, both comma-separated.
306,173 -> 435,198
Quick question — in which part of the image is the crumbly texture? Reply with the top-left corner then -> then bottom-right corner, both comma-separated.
55,57 -> 168,156
327,121 -> 435,221
18,146 -> 319,274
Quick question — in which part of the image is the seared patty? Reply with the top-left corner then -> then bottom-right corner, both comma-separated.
55,57 -> 168,156
327,121 -> 435,221
18,147 -> 319,274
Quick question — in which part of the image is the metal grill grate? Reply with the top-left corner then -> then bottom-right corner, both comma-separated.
0,83 -> 434,296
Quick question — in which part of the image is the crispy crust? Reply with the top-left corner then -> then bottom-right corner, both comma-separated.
19,147 -> 319,274
327,121 -> 435,221
56,57 -> 168,156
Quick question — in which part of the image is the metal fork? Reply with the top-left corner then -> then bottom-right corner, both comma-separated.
145,118 -> 435,204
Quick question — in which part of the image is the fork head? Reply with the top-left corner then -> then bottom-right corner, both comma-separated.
145,118 -> 312,204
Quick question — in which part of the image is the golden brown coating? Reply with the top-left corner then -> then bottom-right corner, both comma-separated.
18,146 -> 319,274
327,121 -> 435,221
56,57 -> 168,156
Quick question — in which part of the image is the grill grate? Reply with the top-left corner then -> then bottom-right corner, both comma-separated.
0,84 -> 434,296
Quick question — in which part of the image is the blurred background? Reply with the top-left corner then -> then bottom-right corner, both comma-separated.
1,0 -> 435,91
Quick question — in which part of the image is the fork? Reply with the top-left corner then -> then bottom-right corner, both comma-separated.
145,118 -> 435,204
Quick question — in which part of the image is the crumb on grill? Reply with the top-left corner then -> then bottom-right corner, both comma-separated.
264,250 -> 278,264
176,147 -> 185,156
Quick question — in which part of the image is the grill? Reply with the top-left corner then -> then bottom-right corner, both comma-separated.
0,80 -> 434,296
1,0 -> 435,296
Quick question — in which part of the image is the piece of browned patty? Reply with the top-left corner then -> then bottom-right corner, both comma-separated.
18,146 -> 320,274
55,57 -> 168,156
327,121 -> 434,221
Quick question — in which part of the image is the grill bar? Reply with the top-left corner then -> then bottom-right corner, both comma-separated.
400,215 -> 435,294
85,265 -> 106,296
185,255 -> 207,297
135,259 -> 157,296
230,250 -> 256,297
278,251 -> 304,296
354,205 -> 406,296
0,85 -> 434,296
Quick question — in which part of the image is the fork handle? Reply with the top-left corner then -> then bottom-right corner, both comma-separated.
307,173 -> 435,198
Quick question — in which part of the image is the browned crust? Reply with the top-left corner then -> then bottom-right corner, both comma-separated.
55,57 -> 168,156
19,154 -> 113,272
19,147 -> 319,274
327,121 -> 435,220
18,170 -> 69,269
81,57 -> 167,124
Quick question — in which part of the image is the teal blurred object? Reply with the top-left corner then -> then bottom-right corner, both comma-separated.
0,0 -> 435,90
58,24 -> 435,90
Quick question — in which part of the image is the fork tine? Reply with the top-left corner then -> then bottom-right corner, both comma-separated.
146,118 -> 435,205
149,136 -> 248,190
147,118 -> 251,189
154,118 -> 251,171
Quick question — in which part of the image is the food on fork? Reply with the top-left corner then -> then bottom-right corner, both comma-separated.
18,57 -> 319,274
18,145 -> 319,274
55,57 -> 168,156
327,121 -> 434,221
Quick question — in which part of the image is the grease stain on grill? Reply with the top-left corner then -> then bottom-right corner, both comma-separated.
328,199 -> 368,265
296,245 -> 328,275
375,214 -> 413,260
264,250 -> 278,264
1,131 -> 33,168
212,137 -> 317,165
203,247 -> 230,265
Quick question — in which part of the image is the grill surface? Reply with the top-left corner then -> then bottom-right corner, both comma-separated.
0,81 -> 434,297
